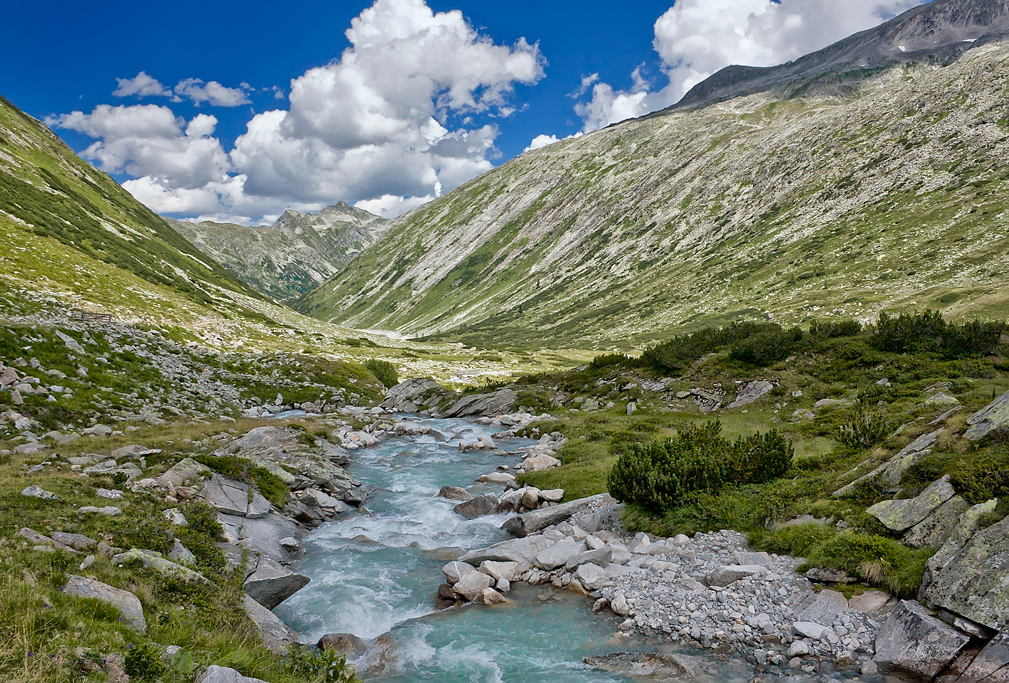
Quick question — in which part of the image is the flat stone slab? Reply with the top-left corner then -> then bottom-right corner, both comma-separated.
728,380 -> 774,409
849,590 -> 890,612
534,539 -> 587,570
201,475 -> 250,516
112,548 -> 208,583
957,633 -> 1009,682
903,495 -> 970,549
64,575 -> 146,633
22,485 -> 58,500
964,388 -> 1009,441
459,535 -> 554,566
502,494 -> 614,537
158,457 -> 212,487
795,589 -> 849,626
197,665 -> 270,683
873,600 -> 969,680
244,556 -> 310,609
706,565 -> 766,587
867,476 -> 955,532
242,594 -> 299,654
921,513 -> 1009,631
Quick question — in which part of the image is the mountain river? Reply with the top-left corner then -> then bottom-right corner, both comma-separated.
273,417 -> 778,682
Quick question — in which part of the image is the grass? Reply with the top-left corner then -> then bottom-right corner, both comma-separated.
511,324 -> 1009,598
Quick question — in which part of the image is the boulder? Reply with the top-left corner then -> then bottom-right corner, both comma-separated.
480,587 -> 508,605
921,513 -> 1009,631
501,493 -> 614,537
51,532 -> 96,550
924,498 -> 998,582
318,633 -> 367,654
734,551 -> 772,567
21,485 -> 58,500
519,487 -> 541,510
197,665 -> 270,683
437,388 -> 517,418
246,491 -> 272,519
903,495 -> 970,549
957,633 -> 1009,683
565,546 -> 612,570
576,563 -> 609,591
439,486 -> 472,502
964,389 -> 1009,441
925,392 -> 960,408
458,536 -> 554,566
706,565 -> 766,587
158,457 -> 212,487
168,539 -> 196,566
82,424 -> 112,437
521,454 -> 561,472
111,445 -> 161,459
112,549 -> 208,583
584,653 -> 700,679
442,561 -> 476,585
452,571 -> 493,601
244,557 -> 310,609
867,476 -> 956,532
534,539 -> 587,570
242,594 -> 299,654
454,495 -> 498,519
728,380 -> 775,408
163,508 -> 188,526
219,512 -> 300,562
873,600 -> 970,680
476,472 -> 515,484
849,590 -> 890,612
64,575 -> 146,633
381,378 -> 447,412
479,561 -> 520,583
540,489 -> 564,503
795,590 -> 849,626
201,475 -> 251,516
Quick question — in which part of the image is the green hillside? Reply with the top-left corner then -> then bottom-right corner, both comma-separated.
297,40 -> 1009,349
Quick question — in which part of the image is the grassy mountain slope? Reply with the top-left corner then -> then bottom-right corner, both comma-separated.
168,203 -> 388,303
297,39 -> 1009,349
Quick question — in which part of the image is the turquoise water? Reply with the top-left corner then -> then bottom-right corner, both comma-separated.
275,417 -> 754,682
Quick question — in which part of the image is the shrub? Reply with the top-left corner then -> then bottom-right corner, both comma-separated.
590,353 -> 637,369
642,322 -> 781,372
810,319 -> 862,339
365,359 -> 399,388
285,646 -> 361,683
124,643 -> 167,681
837,400 -> 893,450
729,327 -> 804,365
872,310 -> 1005,357
607,422 -> 793,515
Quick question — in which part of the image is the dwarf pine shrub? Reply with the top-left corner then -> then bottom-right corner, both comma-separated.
365,359 -> 399,388
872,310 -> 1005,357
642,322 -> 781,372
607,422 -> 793,515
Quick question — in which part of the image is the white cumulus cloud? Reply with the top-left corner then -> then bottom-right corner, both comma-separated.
577,0 -> 929,132
55,0 -> 543,222
113,72 -> 171,98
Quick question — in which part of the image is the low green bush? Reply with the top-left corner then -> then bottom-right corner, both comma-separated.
124,643 -> 167,681
285,646 -> 361,683
365,359 -> 399,388
195,456 -> 289,508
641,322 -> 781,372
810,319 -> 862,339
837,400 -> 893,450
590,353 -> 637,369
729,327 -> 804,365
607,422 -> 793,515
872,310 -> 1005,357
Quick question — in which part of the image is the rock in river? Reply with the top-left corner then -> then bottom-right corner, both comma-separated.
244,556 -> 310,609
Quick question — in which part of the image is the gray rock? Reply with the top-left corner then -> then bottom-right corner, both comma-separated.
921,513 -> 1009,631
479,561 -> 521,582
197,664 -> 270,683
584,653 -> 700,679
442,561 -> 476,585
728,380 -> 775,409
21,485 -> 58,500
534,539 -> 587,570
201,475 -> 250,516
437,388 -> 517,418
873,600 -> 970,680
96,488 -> 124,499
805,567 -> 854,583
925,498 -> 998,582
381,378 -> 447,412
925,392 -> 960,408
502,494 -> 615,537
244,556 -> 310,609
964,389 -> 1009,441
318,633 -> 367,654
168,539 -> 196,566
78,506 -> 122,516
18,528 -> 53,545
849,590 -> 890,612
246,491 -> 272,519
452,571 -> 493,601
576,563 -> 609,591
734,551 -> 772,567
163,508 -> 188,526
957,633 -> 1009,683
64,575 -> 146,633
51,532 -> 96,550
454,495 -> 498,519
439,486 -> 472,502
155,456 -> 210,488
459,535 -> 554,566
834,429 -> 944,496
793,622 -> 834,640
242,595 -> 299,654
82,424 -> 113,437
112,548 -> 208,583
795,589 -> 849,626
706,565 -> 766,587
903,495 -> 970,549
566,546 -> 613,570
219,512 -> 298,562
867,476 -> 956,532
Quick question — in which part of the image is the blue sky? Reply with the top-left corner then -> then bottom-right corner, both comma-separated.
1,0 -> 927,223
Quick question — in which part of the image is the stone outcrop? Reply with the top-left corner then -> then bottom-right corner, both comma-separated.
727,380 -> 775,409
964,388 -> 1009,441
244,556 -> 310,609
834,429 -> 943,497
873,600 -> 970,680
64,575 -> 146,633
867,476 -> 956,532
242,594 -> 300,654
501,493 -> 615,537
197,665 -> 270,683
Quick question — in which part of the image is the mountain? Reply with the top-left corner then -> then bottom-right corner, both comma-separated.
167,203 -> 389,303
296,0 -> 1009,349
0,95 -> 262,309
673,0 -> 1009,111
